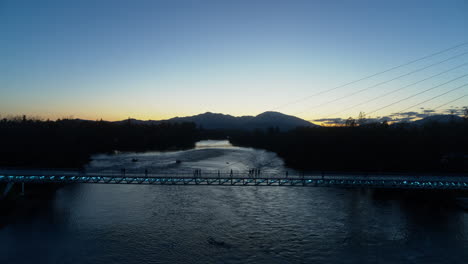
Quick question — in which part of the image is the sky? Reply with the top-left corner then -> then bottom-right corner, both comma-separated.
1,0 -> 467,122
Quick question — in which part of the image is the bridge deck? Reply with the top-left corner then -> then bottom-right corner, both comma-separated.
1,169 -> 467,190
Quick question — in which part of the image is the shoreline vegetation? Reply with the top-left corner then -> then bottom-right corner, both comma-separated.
0,115 -> 467,173
0,116 -> 199,169
229,118 -> 468,173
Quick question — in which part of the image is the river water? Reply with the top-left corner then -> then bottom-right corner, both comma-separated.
1,140 -> 467,263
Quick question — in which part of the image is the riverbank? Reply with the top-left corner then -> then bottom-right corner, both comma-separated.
228,121 -> 468,173
0,118 -> 200,169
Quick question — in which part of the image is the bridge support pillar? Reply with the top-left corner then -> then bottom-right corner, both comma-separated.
2,182 -> 14,198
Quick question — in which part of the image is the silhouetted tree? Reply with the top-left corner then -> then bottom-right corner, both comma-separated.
381,120 -> 389,128
0,117 -> 199,168
450,110 -> 455,123
230,120 -> 468,173
345,117 -> 357,127
357,112 -> 367,126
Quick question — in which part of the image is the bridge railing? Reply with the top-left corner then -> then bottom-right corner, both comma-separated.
1,168 -> 467,182
1,168 -> 468,190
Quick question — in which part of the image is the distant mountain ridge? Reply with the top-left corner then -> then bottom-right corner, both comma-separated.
164,111 -> 318,131
112,113 -> 466,130
411,114 -> 465,126
113,111 -> 318,131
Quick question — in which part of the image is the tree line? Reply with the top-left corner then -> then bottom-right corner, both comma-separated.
0,117 -> 199,168
1,114 -> 467,173
229,118 -> 468,173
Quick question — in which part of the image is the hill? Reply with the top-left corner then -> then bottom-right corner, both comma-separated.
164,111 -> 318,131
411,114 -> 464,126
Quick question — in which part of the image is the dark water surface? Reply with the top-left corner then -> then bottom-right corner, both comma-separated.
1,141 -> 467,263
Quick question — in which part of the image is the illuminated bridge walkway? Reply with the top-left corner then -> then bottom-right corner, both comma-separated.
1,168 -> 468,190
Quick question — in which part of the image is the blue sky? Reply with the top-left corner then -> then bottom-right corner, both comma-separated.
1,0 -> 467,121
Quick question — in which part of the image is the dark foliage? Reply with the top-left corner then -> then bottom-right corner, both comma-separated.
0,117 -> 199,168
229,120 -> 468,173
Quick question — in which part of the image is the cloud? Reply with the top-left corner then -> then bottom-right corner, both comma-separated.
370,116 -> 393,122
398,111 -> 419,117
316,106 -> 467,125
443,108 -> 465,115
313,118 -> 346,124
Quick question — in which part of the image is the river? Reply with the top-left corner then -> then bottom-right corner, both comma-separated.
1,140 -> 467,263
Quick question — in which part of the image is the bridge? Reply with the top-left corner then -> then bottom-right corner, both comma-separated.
1,168 -> 468,192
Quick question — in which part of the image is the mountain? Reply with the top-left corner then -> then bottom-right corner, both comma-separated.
113,118 -> 159,125
112,113 -> 466,129
164,111 -> 318,131
246,111 -> 316,130
412,115 -> 464,126
165,112 -> 248,129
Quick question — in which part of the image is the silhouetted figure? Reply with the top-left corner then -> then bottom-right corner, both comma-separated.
122,168 -> 126,176
145,169 -> 148,177
193,168 -> 202,178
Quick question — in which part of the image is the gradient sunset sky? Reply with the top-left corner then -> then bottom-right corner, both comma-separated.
1,0 -> 467,121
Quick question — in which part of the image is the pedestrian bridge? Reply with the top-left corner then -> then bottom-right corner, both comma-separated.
1,168 -> 468,190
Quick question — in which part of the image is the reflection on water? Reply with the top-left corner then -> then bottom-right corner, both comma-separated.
1,141 -> 467,263
85,139 -> 284,173
195,139 -> 233,149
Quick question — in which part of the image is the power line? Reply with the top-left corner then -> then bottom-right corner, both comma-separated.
295,51 -> 468,116
434,94 -> 467,110
322,62 -> 468,118
366,73 -> 468,115
395,83 -> 468,114
269,41 -> 468,112
224,42 -> 468,170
